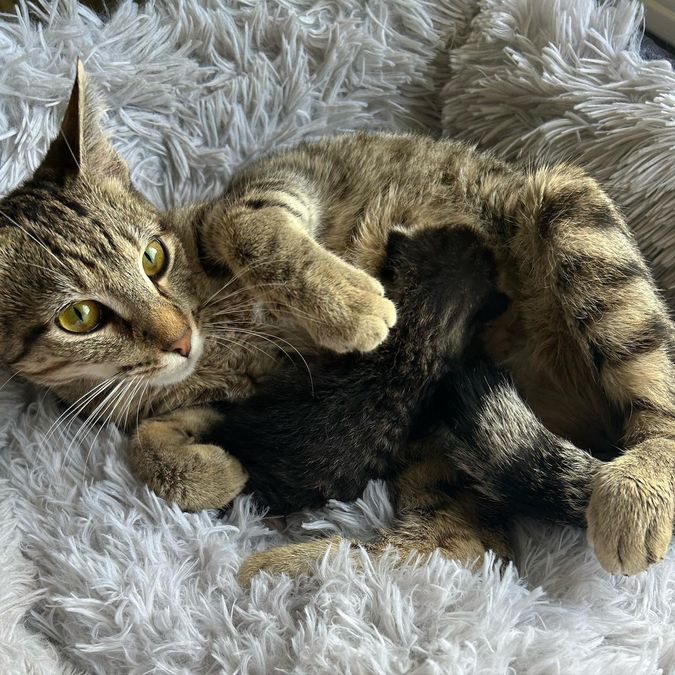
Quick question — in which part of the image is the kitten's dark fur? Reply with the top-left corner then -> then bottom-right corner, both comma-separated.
433,364 -> 600,526
206,225 -> 507,513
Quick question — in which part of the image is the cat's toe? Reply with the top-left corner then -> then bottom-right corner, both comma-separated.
171,443 -> 249,511
314,288 -> 397,354
345,295 -> 397,352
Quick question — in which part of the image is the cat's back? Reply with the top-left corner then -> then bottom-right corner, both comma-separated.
234,131 -> 523,251
254,131 -> 499,196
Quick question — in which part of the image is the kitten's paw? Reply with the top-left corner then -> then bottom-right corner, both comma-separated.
303,257 -> 396,353
238,536 -> 344,587
587,456 -> 674,575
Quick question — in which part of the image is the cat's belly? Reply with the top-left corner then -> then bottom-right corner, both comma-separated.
482,304 -> 621,455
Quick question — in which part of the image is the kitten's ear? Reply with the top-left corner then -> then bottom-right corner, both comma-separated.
379,229 -> 411,288
37,60 -> 129,182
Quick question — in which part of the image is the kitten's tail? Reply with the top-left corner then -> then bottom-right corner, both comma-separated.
436,363 -> 602,526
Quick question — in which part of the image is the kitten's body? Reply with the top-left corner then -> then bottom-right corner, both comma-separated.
1,66 -> 673,577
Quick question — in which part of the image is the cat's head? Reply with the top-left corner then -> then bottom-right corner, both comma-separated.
0,63 -> 203,389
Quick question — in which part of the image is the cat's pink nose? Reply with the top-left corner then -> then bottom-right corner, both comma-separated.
169,328 -> 192,358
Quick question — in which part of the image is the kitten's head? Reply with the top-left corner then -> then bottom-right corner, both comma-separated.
381,224 -> 508,352
0,63 -> 203,388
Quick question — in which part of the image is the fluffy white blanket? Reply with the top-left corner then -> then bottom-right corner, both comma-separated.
0,1 -> 674,673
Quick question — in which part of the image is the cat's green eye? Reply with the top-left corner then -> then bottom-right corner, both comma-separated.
142,239 -> 167,278
57,300 -> 102,334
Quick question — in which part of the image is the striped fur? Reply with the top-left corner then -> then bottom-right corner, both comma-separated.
1,67 -> 673,575
198,133 -> 674,576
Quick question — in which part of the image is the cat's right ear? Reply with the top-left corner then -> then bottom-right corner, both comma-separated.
36,60 -> 128,183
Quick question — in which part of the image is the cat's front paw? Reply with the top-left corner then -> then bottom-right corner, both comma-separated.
151,443 -> 248,512
129,415 -> 248,511
587,454 -> 674,575
302,256 -> 396,353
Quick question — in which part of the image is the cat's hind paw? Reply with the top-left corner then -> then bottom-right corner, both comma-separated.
237,536 -> 345,587
587,454 -> 674,575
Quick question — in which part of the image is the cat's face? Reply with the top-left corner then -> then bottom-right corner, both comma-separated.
0,64 -> 203,388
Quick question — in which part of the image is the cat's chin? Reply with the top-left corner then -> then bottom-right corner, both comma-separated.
148,332 -> 205,388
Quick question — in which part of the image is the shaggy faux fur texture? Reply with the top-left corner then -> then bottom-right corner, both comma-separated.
0,485 -> 78,675
1,0 -> 675,673
441,0 -> 675,308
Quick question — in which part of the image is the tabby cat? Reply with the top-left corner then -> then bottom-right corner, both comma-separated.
1,64 -> 673,579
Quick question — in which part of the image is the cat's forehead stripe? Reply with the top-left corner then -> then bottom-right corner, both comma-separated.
3,181 -> 144,256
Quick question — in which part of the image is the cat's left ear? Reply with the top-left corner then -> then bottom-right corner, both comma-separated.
37,60 -> 129,182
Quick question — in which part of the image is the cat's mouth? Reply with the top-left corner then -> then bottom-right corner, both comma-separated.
148,328 -> 205,387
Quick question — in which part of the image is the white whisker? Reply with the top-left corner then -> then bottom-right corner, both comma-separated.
63,379 -> 127,467
122,377 -> 146,432
0,369 -> 23,395
44,376 -> 119,447
200,253 -> 318,309
205,281 -> 288,309
208,334 -> 278,364
83,377 -> 139,473
133,380 -> 151,455
226,327 -> 314,393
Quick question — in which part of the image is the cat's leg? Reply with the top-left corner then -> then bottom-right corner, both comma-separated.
238,455 -> 512,586
127,406 -> 248,511
197,172 -> 396,353
381,454 -> 513,564
508,165 -> 675,574
237,536 -> 345,586
437,364 -> 602,526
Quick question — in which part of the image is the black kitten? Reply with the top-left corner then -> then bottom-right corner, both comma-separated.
206,225 -> 506,513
